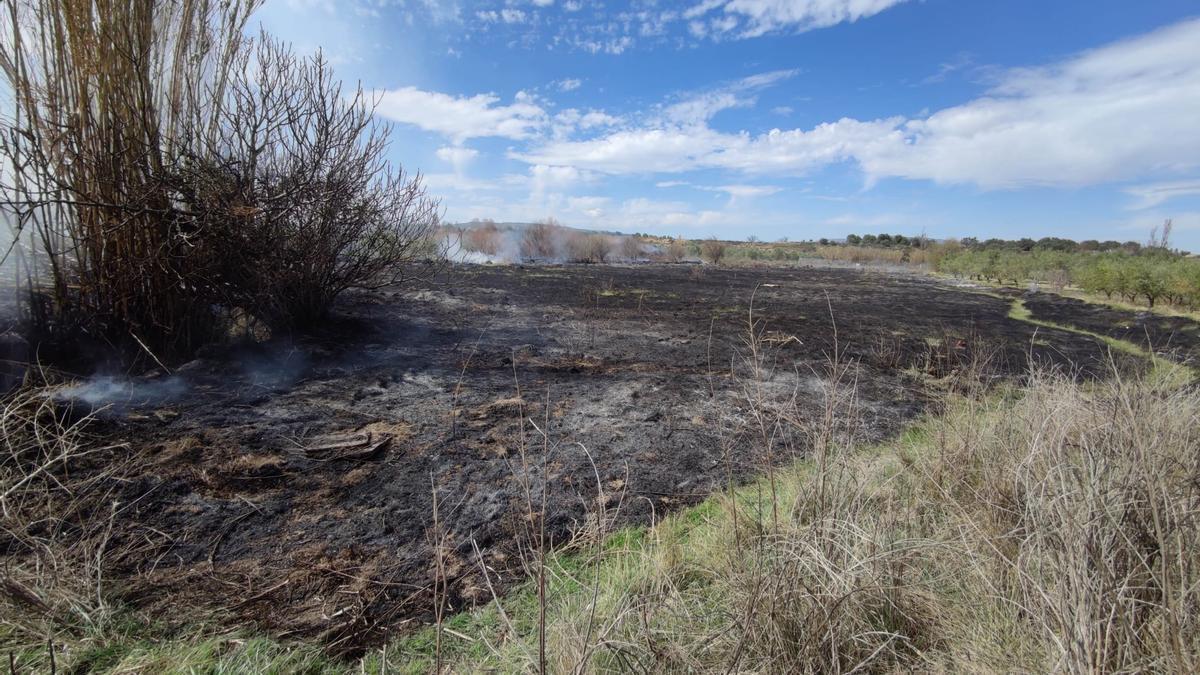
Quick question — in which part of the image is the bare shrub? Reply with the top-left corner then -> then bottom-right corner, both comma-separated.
665,237 -> 687,263
700,238 -> 727,265
620,236 -> 643,260
521,219 -> 561,260
212,35 -> 441,326
567,233 -> 612,263
1,3 -> 440,360
463,222 -> 502,256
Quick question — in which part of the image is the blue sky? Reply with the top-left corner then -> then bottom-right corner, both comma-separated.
255,0 -> 1200,249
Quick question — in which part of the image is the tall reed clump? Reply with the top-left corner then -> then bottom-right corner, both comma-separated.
1,0 -> 440,364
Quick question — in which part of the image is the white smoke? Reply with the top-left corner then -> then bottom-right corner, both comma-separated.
54,375 -> 188,408
442,221 -> 656,264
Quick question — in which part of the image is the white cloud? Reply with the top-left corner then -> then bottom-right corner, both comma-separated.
663,91 -> 749,125
661,69 -> 799,125
529,164 -> 595,200
513,118 -> 898,175
687,0 -> 909,38
514,18 -> 1200,190
374,87 -> 546,143
551,108 -> 623,140
1115,211 -> 1200,236
436,146 -> 479,173
711,184 -> 783,198
577,36 -> 635,55
556,78 -> 583,92
861,18 -> 1200,187
500,8 -> 527,23
652,180 -> 782,198
1124,180 -> 1200,210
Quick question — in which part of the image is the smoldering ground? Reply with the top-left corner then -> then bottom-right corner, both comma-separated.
25,262 -> 1168,652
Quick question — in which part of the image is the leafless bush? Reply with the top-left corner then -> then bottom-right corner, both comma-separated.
619,236 -> 643,260
1,2 -> 440,361
463,221 -> 502,256
521,219 -> 562,260
665,237 -> 688,263
700,238 -> 727,265
567,233 -> 612,263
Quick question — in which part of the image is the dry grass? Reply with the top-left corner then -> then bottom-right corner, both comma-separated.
921,365 -> 1200,672
3,330 -> 1198,672
386,346 -> 1200,672
0,384 -> 134,669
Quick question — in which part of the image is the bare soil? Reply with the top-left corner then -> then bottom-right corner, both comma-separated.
50,264 -> 1135,651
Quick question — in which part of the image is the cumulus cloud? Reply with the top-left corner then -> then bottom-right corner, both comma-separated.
513,18 -> 1200,190
861,17 -> 1200,187
374,87 -> 546,143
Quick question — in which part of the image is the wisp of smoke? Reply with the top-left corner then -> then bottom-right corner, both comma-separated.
54,375 -> 188,408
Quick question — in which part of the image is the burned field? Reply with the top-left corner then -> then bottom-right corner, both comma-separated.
65,264 -> 1132,651
1022,291 -> 1200,360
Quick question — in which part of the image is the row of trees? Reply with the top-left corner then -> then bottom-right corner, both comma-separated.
957,237 -> 1144,253
1,1 -> 440,363
833,234 -> 927,248
829,233 -> 1157,255
939,249 -> 1200,308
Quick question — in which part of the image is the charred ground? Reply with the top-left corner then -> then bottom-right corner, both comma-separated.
55,263 -> 1155,652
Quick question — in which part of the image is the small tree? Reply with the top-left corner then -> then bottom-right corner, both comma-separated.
620,236 -> 644,260
1,4 -> 441,359
665,238 -> 687,263
521,219 -> 562,259
700,238 -> 727,265
566,233 -> 612,263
